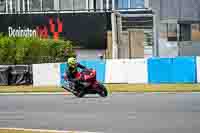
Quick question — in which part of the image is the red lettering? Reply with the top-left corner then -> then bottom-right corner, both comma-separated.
36,26 -> 48,39
49,18 -> 63,40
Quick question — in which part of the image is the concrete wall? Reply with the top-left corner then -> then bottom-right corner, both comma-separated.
150,0 -> 200,21
75,49 -> 105,60
158,39 -> 178,57
150,0 -> 200,57
32,57 -> 199,87
179,41 -> 200,56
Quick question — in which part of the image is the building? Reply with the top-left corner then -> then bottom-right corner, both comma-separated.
1,0 -> 199,59
150,0 -> 200,57
0,0 -> 155,60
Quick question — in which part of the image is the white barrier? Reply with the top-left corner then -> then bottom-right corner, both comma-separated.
105,59 -> 148,83
197,57 -> 200,83
127,59 -> 148,83
105,59 -> 128,83
33,63 -> 61,87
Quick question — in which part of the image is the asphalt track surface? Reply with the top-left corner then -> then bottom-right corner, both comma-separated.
0,93 -> 200,133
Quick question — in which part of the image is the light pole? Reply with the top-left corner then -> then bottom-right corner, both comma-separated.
111,0 -> 118,59
153,10 -> 159,57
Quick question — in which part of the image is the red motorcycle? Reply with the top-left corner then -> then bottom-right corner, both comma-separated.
62,68 -> 108,98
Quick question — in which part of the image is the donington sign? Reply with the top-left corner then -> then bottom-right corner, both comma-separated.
8,27 -> 37,37
0,13 -> 111,49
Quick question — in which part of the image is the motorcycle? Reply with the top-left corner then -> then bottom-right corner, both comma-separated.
62,68 -> 108,98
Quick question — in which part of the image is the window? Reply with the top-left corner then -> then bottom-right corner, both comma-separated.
130,0 -> 144,8
180,24 -> 191,41
137,0 -> 145,8
167,23 -> 177,41
94,0 -> 103,10
74,0 -> 86,10
88,0 -> 94,10
7,0 -> 17,13
192,24 -> 200,41
29,0 -> 41,11
103,0 -> 107,10
20,0 -> 28,12
117,0 -> 145,9
42,0 -> 54,11
0,0 -> 6,12
60,0 -> 73,10
107,0 -> 112,10
118,0 -> 129,9
159,23 -> 168,40
160,23 -> 193,42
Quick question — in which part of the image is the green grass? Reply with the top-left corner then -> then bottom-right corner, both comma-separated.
0,129 -> 56,133
106,84 -> 200,92
0,84 -> 200,93
0,129 -> 79,133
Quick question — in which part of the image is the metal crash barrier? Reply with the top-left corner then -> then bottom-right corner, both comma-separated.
0,65 -> 33,86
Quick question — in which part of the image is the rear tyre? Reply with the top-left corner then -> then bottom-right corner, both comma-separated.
98,83 -> 108,97
74,90 -> 85,98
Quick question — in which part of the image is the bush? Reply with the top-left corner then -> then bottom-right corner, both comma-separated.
0,35 -> 76,65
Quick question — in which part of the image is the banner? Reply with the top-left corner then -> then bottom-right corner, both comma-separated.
33,63 -> 60,87
0,13 -> 111,49
127,59 -> 148,83
60,60 -> 106,86
79,60 -> 106,83
105,59 -> 128,83
148,57 -> 196,83
105,59 -> 148,83
171,56 -> 196,83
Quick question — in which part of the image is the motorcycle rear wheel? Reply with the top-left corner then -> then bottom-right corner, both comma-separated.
74,90 -> 85,98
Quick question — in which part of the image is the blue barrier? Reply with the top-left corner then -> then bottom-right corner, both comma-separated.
171,56 -> 196,83
148,58 -> 172,83
60,63 -> 67,86
60,60 -> 106,86
148,57 -> 197,84
79,60 -> 106,83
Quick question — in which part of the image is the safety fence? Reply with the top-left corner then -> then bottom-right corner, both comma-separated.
0,56 -> 200,86
0,65 -> 32,85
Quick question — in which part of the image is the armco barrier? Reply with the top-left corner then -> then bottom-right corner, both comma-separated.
33,63 -> 61,87
148,57 -> 196,84
60,60 -> 106,86
0,65 -> 33,86
105,59 -> 148,83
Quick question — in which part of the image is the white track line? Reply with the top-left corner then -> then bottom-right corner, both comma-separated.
0,92 -> 199,95
0,92 -> 71,95
0,128 -> 100,133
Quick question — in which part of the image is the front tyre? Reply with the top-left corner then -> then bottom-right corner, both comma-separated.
98,83 -> 108,97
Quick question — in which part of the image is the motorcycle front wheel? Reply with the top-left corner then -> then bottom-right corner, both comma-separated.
98,83 -> 108,97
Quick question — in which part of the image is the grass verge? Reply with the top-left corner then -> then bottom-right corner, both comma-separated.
0,129 -> 55,133
0,84 -> 200,93
0,129 -> 78,133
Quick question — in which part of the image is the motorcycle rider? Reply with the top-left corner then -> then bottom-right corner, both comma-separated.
65,57 -> 87,92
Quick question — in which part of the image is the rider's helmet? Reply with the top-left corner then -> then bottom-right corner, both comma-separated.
67,57 -> 77,68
